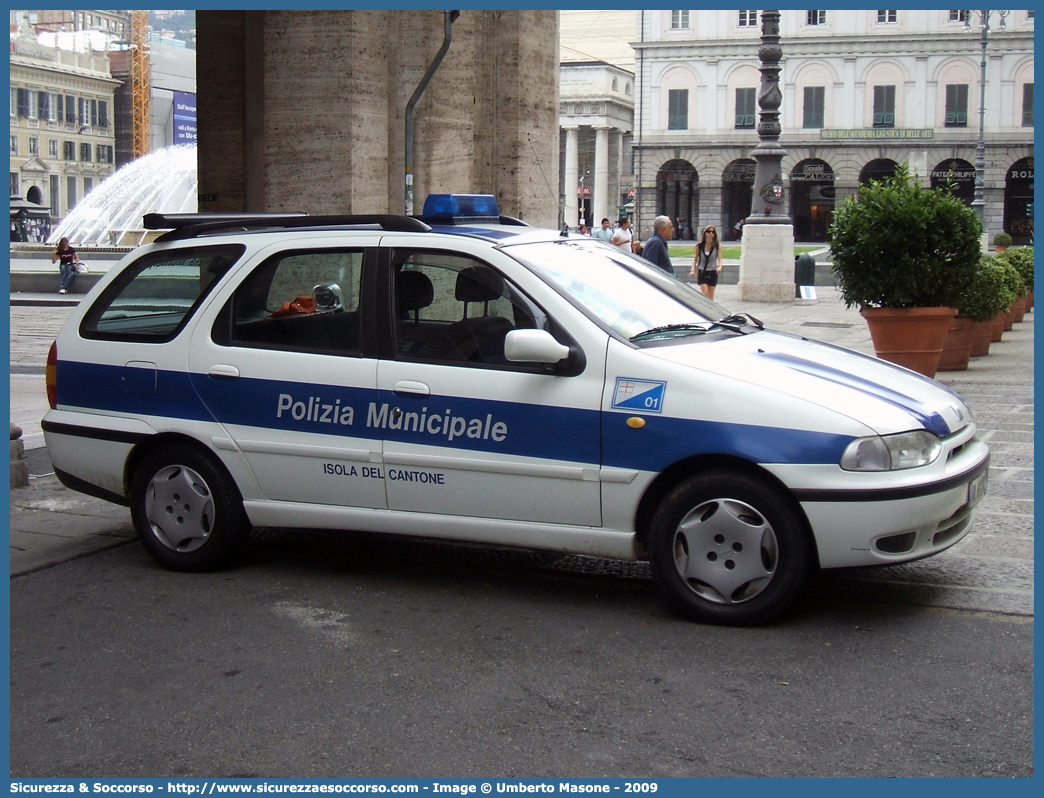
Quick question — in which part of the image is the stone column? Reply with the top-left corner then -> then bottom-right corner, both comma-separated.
616,129 -> 625,185
594,125 -> 610,226
739,10 -> 796,303
563,126 -> 579,230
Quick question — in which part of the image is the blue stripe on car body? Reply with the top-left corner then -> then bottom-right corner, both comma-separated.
55,360 -> 856,471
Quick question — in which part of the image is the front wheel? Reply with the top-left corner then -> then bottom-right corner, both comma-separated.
130,444 -> 249,571
648,471 -> 813,625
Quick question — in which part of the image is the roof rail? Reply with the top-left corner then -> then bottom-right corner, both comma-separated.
145,212 -> 433,242
143,212 -> 309,230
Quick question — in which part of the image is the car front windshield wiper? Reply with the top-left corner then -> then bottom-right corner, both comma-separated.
630,322 -> 712,341
715,312 -> 764,330
630,316 -> 759,341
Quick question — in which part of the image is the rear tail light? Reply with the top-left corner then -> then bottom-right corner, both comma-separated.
46,341 -> 57,409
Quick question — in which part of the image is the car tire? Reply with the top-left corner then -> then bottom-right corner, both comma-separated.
130,444 -> 249,572
648,470 -> 813,626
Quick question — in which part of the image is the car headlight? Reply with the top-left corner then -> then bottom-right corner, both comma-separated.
840,430 -> 942,471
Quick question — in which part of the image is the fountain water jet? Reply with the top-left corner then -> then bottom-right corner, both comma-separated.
48,144 -> 197,248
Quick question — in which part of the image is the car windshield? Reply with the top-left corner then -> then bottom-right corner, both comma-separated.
507,239 -> 741,342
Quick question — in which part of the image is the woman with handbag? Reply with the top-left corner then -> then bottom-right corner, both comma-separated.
690,225 -> 723,300
52,237 -> 81,294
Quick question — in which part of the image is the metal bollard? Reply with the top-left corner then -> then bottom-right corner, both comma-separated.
794,252 -> 816,298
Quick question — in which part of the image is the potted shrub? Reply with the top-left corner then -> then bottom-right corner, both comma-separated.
995,258 -> 1026,330
952,258 -> 1014,360
996,246 -> 1033,317
830,164 -> 981,377
993,231 -> 1012,253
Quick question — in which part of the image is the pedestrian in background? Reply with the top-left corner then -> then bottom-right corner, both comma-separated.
640,215 -> 675,274
52,237 -> 80,295
592,217 -> 613,243
691,225 -> 723,300
611,217 -> 632,253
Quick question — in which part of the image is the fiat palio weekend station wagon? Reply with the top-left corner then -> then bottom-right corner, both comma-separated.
42,194 -> 990,625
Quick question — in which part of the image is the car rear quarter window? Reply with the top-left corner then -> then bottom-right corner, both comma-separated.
80,244 -> 245,342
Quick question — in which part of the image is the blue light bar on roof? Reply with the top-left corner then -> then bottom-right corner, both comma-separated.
421,193 -> 500,223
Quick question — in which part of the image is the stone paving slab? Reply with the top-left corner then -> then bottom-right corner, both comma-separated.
10,476 -> 135,576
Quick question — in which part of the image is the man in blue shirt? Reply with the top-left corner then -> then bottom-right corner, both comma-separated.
592,217 -> 613,243
641,216 -> 675,274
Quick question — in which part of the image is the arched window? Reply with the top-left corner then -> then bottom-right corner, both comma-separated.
656,160 -> 698,238
859,159 -> 900,184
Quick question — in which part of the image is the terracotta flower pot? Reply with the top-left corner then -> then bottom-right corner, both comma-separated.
1028,289 -> 1034,312
859,306 -> 957,378
1011,294 -> 1028,323
990,312 -> 1006,342
1002,308 -> 1014,331
969,319 -> 993,357
937,316 -> 976,371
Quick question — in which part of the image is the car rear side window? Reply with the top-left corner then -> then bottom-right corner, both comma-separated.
221,249 -> 365,355
80,244 -> 245,342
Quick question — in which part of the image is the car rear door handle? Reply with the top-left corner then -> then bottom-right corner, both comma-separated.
209,364 -> 241,379
393,380 -> 429,397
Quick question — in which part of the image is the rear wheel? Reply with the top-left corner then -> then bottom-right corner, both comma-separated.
648,470 -> 813,625
130,444 -> 249,571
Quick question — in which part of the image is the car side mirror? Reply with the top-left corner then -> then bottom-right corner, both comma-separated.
504,329 -> 570,364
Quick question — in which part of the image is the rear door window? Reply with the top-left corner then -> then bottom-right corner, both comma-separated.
221,249 -> 365,356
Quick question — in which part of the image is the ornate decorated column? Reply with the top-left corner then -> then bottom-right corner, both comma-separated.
738,10 -> 797,302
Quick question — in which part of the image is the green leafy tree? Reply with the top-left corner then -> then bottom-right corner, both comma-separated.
830,164 -> 982,309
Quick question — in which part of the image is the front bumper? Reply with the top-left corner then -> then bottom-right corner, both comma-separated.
795,443 -> 990,569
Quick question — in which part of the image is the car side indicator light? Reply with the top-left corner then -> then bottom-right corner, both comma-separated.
626,417 -> 646,429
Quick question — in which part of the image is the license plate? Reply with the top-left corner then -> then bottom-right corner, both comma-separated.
967,470 -> 988,508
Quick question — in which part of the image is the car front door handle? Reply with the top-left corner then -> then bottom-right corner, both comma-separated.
208,364 -> 241,379
392,380 -> 430,397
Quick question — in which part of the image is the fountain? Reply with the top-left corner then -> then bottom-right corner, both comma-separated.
48,144 -> 197,248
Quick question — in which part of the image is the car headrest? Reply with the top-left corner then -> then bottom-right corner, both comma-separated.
396,270 -> 434,312
455,266 -> 504,304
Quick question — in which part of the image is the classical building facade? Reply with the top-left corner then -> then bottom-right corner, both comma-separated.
632,10 -> 1034,243
9,14 -> 119,224
558,60 -> 635,229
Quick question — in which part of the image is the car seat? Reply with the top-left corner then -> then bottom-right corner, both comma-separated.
396,269 -> 434,322
447,266 -> 514,363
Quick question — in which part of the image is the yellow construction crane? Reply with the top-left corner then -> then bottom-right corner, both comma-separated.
130,10 -> 151,159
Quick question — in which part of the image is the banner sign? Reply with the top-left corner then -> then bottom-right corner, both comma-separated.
820,128 -> 933,139
173,90 -> 197,145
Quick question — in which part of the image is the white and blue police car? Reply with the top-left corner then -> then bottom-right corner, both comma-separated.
42,194 -> 990,625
